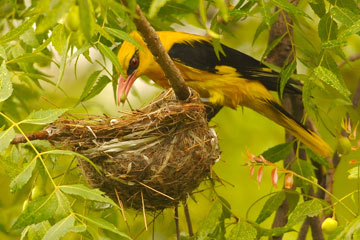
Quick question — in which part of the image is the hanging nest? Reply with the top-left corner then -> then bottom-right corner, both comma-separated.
46,89 -> 220,210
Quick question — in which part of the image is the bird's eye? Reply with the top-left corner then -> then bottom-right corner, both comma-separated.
130,55 -> 139,68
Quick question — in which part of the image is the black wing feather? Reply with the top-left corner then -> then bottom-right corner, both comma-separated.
168,40 -> 301,94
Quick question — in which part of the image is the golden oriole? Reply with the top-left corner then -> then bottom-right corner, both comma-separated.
117,31 -> 332,158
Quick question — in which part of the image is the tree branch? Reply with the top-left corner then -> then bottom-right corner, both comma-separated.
131,5 -> 190,101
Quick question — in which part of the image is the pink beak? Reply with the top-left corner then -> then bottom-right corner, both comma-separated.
117,70 -> 137,105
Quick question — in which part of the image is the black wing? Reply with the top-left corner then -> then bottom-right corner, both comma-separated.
168,40 -> 301,95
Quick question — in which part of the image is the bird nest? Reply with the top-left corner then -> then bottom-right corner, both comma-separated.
46,89 -> 220,210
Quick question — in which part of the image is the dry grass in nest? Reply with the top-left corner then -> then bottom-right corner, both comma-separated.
46,89 -> 220,210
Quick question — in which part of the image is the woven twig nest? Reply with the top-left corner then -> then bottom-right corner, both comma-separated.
46,89 -> 220,210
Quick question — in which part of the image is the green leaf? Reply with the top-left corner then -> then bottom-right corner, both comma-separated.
97,42 -> 122,72
149,0 -> 169,18
331,7 -> 358,27
261,32 -> 287,61
270,0 -> 310,18
36,0 -> 73,34
287,200 -> 322,227
20,28 -> 39,48
42,215 -> 75,240
78,214 -> 131,239
214,0 -> 229,22
26,221 -> 52,240
333,215 -> 360,240
280,60 -> 297,98
51,24 -> 67,55
10,158 -> 37,192
339,19 -> 360,38
0,15 -> 39,44
309,0 -> 326,17
57,34 -> 71,87
12,195 -> 58,230
318,13 -> 338,42
81,75 -> 111,102
348,166 -> 360,180
23,109 -> 67,125
291,159 -> 315,191
78,0 -> 94,40
0,45 -> 7,61
256,192 -> 286,224
252,13 -> 279,45
197,200 -> 229,238
104,28 -> 142,51
228,221 -> 257,240
306,149 -> 331,168
313,66 -> 351,99
59,184 -> 117,206
0,127 -> 15,152
261,142 -> 293,163
43,150 -> 101,175
55,191 -> 71,219
94,24 -> 114,43
79,70 -> 102,101
0,61 -> 13,102
70,224 -> 86,233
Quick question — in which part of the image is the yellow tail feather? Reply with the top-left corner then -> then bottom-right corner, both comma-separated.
249,99 -> 333,158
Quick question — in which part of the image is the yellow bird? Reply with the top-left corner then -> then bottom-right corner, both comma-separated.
117,31 -> 332,158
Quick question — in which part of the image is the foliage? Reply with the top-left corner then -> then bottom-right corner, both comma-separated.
0,0 -> 359,239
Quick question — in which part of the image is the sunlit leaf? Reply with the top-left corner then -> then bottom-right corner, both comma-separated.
59,184 -> 117,206
78,214 -> 131,239
36,0 -> 73,34
55,191 -> 71,219
0,127 -> 15,153
12,195 -> 58,230
22,109 -> 67,125
313,66 -> 351,99
79,70 -> 102,101
51,24 -> 67,55
42,215 -> 75,240
10,158 -> 37,193
333,215 -> 360,240
348,166 -> 360,179
25,221 -> 51,240
256,192 -> 286,224
57,35 -> 71,87
104,28 -> 142,51
287,200 -> 322,226
270,0 -> 310,18
331,7 -> 358,27
149,0 -> 169,18
97,42 -> 121,72
0,61 -> 13,102
214,0 -> 229,22
78,0 -> 94,40
339,19 -> 360,38
81,75 -> 111,102
94,24 -> 114,43
20,28 -> 39,48
228,221 -> 257,240
0,15 -> 39,44
280,60 -> 297,98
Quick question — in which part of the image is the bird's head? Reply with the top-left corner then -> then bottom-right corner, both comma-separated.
117,32 -> 149,105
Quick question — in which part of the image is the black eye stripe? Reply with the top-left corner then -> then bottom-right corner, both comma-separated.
127,52 -> 139,76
